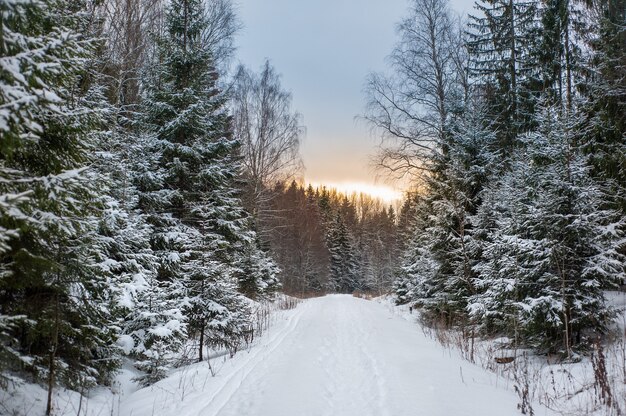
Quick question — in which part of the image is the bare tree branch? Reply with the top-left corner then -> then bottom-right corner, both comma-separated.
362,0 -> 466,183
231,60 -> 305,240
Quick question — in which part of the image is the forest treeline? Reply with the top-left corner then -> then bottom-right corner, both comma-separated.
373,0 -> 626,357
264,182 -> 399,295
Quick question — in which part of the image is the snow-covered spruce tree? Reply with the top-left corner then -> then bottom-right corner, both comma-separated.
467,165 -> 529,340
397,196 -> 440,308
235,243 -> 281,300
578,0 -> 626,285
326,214 -> 361,293
70,3 -> 179,387
189,133 -> 280,356
399,187 -> 473,322
579,0 -> 626,214
468,0 -> 541,149
92,121 -> 183,386
186,152 -> 279,358
193,152 -> 280,304
135,0 -> 272,376
468,105 -> 623,355
0,0 -> 119,407
397,107 -> 496,324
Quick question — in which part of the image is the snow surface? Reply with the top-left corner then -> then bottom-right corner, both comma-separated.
606,290 -> 626,332
120,295 -> 556,416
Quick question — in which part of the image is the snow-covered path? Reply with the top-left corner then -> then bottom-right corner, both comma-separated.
121,295 -> 556,416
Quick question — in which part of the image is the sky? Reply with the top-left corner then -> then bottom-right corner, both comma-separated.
234,0 -> 473,200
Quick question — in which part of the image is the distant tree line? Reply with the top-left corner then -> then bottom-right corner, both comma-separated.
263,182 -> 399,296
370,0 -> 626,357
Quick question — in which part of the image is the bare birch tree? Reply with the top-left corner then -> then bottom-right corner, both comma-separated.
96,0 -> 164,111
202,0 -> 242,73
95,0 -> 239,113
364,0 -> 464,181
231,60 -> 304,238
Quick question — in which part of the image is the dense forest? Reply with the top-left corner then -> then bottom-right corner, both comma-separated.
0,0 -> 625,412
264,182 -> 399,295
0,0 -> 287,408
370,0 -> 626,357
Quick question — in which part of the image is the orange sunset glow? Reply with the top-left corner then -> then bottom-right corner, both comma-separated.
308,181 -> 403,204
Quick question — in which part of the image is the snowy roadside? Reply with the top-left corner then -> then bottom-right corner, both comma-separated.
377,291 -> 626,416
0,295 -> 302,416
118,297 -> 305,416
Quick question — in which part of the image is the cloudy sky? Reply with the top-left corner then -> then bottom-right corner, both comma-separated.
234,0 -> 473,197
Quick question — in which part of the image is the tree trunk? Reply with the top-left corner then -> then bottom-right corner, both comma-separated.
509,0 -> 517,120
198,320 -> 205,362
46,293 -> 60,416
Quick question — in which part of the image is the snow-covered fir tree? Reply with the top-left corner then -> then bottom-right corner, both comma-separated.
468,0 -> 541,147
468,105 -> 624,355
397,196 -> 440,307
396,106 -> 496,322
0,0 -> 120,409
327,214 -> 361,293
131,0 -> 275,380
236,243 -> 281,300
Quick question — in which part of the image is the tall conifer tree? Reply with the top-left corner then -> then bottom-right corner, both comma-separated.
0,0 -> 118,410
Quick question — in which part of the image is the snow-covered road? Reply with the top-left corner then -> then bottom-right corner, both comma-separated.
121,295 -> 556,416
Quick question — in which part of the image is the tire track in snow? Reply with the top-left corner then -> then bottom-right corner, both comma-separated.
353,300 -> 390,416
122,295 -> 560,416
192,301 -> 310,416
319,297 -> 387,416
319,332 -> 337,415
